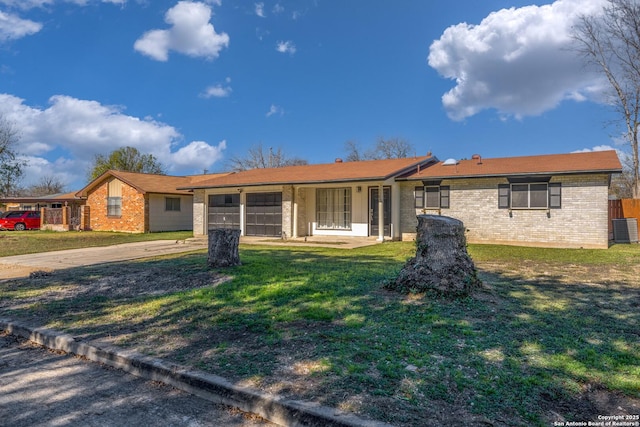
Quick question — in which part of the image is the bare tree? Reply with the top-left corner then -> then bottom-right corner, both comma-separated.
573,0 -> 640,197
344,137 -> 415,161
373,137 -> 415,159
227,143 -> 307,172
344,140 -> 364,162
610,152 -> 636,198
0,114 -> 26,197
23,175 -> 67,197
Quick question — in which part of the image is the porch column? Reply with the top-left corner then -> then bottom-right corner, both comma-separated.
378,184 -> 384,242
292,187 -> 298,238
239,192 -> 245,237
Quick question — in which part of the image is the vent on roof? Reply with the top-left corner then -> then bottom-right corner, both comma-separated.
335,158 -> 343,163
472,154 -> 482,164
443,158 -> 458,166
613,218 -> 639,243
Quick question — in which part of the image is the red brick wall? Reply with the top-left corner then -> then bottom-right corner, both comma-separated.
85,178 -> 148,233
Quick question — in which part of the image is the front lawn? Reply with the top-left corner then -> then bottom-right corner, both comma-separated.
0,242 -> 638,426
0,230 -> 193,257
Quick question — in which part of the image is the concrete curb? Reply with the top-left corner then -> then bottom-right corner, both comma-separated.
1,319 -> 393,427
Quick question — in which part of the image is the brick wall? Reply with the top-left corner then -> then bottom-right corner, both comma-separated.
86,178 -> 147,233
192,189 -> 206,237
282,185 -> 293,239
399,174 -> 611,248
296,187 -> 307,237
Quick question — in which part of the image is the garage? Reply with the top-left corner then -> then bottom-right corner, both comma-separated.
208,194 -> 240,230
246,192 -> 282,237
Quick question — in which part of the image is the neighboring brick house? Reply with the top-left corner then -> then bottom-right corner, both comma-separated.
75,170 -> 226,233
180,151 -> 622,249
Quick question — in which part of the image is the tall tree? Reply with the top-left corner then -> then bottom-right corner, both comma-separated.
228,143 -> 307,172
574,0 -> 640,198
89,146 -> 165,180
344,137 -> 415,161
0,114 -> 26,197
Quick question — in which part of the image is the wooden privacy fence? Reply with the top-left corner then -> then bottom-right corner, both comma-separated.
609,199 -> 640,240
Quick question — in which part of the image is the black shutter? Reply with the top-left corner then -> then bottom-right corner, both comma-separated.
440,186 -> 450,209
414,186 -> 424,208
498,184 -> 510,209
549,183 -> 561,209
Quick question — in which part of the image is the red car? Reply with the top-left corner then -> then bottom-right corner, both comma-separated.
0,210 -> 41,231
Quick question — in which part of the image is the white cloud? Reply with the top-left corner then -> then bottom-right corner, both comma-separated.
272,3 -> 284,14
265,104 -> 283,117
0,10 -> 42,41
572,145 -> 616,153
171,140 -> 226,169
276,40 -> 296,55
0,93 -> 227,186
134,1 -> 229,62
201,83 -> 232,98
254,2 -> 265,18
428,0 -> 608,121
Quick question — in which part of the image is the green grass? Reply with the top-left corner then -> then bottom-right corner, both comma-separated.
0,230 -> 193,257
0,242 -> 638,426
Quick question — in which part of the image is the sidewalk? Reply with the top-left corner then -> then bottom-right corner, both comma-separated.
0,239 -> 207,279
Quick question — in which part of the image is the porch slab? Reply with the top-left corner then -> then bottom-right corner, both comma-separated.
188,235 -> 383,249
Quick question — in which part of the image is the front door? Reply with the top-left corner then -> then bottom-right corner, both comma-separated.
369,187 -> 391,237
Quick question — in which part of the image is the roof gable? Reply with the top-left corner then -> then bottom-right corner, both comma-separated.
76,170 -> 229,197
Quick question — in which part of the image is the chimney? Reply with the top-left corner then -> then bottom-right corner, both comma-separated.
471,154 -> 482,164
335,158 -> 343,163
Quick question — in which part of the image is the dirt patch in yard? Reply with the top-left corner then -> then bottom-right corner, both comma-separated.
0,263 -> 45,280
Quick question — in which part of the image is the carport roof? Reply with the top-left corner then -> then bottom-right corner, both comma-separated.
0,192 -> 81,204
178,155 -> 436,190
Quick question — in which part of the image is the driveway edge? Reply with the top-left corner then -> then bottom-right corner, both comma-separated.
1,319 -> 393,427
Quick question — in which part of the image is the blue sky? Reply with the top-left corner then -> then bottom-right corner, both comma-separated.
0,0 -> 621,191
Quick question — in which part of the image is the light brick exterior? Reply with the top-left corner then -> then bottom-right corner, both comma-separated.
295,187 -> 307,237
193,189 -> 206,237
400,173 -> 612,248
282,185 -> 293,239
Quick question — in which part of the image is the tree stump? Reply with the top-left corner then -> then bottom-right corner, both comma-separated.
387,215 -> 481,297
207,229 -> 241,268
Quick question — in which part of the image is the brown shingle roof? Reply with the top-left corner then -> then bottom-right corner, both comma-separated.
76,170 -> 230,197
0,191 -> 82,203
402,151 -> 622,180
179,156 -> 435,189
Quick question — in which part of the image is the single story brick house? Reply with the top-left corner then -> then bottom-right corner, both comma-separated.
180,150 -> 621,249
75,170 -> 227,233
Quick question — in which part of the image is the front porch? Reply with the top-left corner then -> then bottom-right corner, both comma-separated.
188,235 -> 383,249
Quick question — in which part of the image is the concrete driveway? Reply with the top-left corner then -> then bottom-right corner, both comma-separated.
0,240 -> 207,279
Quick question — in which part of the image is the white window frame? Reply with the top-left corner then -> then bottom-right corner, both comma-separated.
316,188 -> 352,230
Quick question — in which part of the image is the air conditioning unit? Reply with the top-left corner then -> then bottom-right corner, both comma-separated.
612,218 -> 639,243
